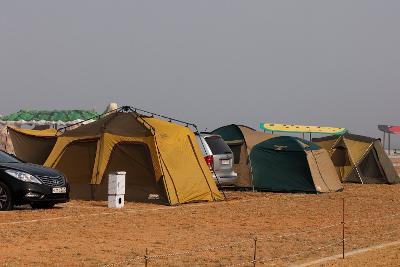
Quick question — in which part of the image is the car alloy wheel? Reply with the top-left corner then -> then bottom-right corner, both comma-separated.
0,182 -> 12,211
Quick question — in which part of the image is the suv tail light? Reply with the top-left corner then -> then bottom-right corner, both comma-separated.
204,155 -> 214,170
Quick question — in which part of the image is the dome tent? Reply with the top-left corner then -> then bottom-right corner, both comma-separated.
9,107 -> 223,205
213,124 -> 342,193
313,133 -> 400,184
250,136 -> 342,192
212,124 -> 276,186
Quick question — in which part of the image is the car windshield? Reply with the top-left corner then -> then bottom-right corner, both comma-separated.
0,151 -> 22,163
205,136 -> 232,154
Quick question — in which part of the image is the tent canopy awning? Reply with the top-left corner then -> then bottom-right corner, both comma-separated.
260,122 -> 347,135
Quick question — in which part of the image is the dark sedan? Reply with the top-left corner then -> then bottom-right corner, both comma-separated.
0,150 -> 70,211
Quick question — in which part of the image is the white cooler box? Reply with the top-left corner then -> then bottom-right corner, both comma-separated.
108,171 -> 126,195
108,171 -> 126,208
108,195 -> 125,209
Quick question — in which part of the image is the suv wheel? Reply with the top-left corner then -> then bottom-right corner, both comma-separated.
30,202 -> 56,209
0,181 -> 13,211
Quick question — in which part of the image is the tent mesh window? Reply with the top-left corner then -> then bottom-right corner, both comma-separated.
358,149 -> 386,183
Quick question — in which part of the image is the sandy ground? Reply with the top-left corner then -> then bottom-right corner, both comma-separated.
319,243 -> 400,267
1,184 -> 400,267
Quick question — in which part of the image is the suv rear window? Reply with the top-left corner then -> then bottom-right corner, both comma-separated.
204,136 -> 232,155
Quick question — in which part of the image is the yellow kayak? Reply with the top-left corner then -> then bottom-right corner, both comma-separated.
260,122 -> 347,135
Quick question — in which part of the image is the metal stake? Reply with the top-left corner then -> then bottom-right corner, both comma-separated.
253,236 -> 257,267
342,198 -> 345,259
383,132 -> 386,149
145,248 -> 148,267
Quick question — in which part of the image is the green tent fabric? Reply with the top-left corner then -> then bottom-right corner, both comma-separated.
212,124 -> 247,142
255,136 -> 320,151
249,136 -> 342,193
1,110 -> 98,122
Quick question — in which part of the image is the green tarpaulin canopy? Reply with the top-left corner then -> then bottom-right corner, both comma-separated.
1,110 -> 98,122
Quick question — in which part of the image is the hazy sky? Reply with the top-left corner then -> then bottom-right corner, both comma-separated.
1,1 -> 399,141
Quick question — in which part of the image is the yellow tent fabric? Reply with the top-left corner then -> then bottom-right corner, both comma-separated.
41,112 -> 222,205
8,127 -> 58,164
313,134 -> 400,184
306,149 -> 343,192
343,139 -> 372,165
8,127 -> 58,137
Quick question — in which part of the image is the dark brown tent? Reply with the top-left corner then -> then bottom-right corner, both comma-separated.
212,125 -> 276,186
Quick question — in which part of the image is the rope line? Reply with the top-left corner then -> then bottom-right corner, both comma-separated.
348,227 -> 400,242
228,260 -> 255,267
257,223 -> 341,241
100,223 -> 400,267
102,256 -> 142,267
258,239 -> 343,265
348,210 -> 400,224
147,239 -> 250,259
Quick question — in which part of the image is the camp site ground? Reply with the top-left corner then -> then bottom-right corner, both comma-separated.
1,184 -> 400,266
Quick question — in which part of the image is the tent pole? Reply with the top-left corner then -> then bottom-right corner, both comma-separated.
193,126 -> 226,200
309,149 -> 330,191
248,157 -> 255,192
388,133 -> 391,155
383,132 -> 386,150
309,133 -> 312,141
302,132 -> 305,139
351,142 -> 375,184
354,164 -> 364,184
342,198 -> 345,259
5,126 -> 9,153
344,139 -> 371,184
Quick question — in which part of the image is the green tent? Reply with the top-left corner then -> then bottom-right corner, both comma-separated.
250,136 -> 326,192
213,124 -> 343,193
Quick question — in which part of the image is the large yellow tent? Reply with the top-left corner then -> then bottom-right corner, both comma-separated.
9,111 -> 223,205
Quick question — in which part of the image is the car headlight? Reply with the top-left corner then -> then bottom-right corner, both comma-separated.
5,170 -> 42,184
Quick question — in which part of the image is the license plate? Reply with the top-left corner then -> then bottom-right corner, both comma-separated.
52,187 -> 67,194
221,159 -> 230,165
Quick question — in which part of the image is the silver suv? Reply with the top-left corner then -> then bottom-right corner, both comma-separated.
195,133 -> 238,186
